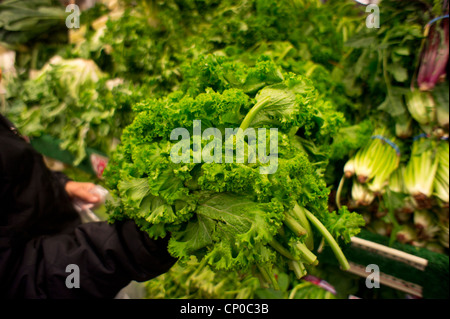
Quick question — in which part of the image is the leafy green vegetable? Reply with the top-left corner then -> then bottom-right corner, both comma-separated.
7,56 -> 146,165
104,58 -> 364,286
329,120 -> 374,161
0,0 -> 67,45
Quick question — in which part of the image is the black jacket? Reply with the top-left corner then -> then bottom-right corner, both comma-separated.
0,114 -> 176,298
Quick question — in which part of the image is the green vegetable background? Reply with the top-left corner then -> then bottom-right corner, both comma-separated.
1,0 -> 448,299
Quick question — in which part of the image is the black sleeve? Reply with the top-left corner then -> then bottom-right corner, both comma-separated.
5,220 -> 177,299
51,170 -> 72,188
1,115 -> 177,299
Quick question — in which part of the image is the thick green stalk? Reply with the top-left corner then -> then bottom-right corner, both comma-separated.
239,96 -> 272,131
370,142 -> 391,179
284,214 -> 308,237
269,239 -> 298,261
191,257 -> 208,278
366,139 -> 388,180
304,210 -> 350,271
292,203 -> 314,249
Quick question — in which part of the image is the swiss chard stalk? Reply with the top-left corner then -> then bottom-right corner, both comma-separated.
353,135 -> 385,183
343,157 -> 355,178
269,239 -> 298,261
417,16 -> 449,91
295,242 -> 318,266
284,214 -> 308,237
352,131 -> 400,186
367,143 -> 400,194
404,136 -> 440,201
288,260 -> 307,280
304,209 -> 350,271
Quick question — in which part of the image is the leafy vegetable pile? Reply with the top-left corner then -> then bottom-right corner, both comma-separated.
0,0 -> 67,45
104,57 -> 364,286
1,0 -> 448,298
6,55 -> 146,165
331,0 -> 449,254
145,255 -> 360,299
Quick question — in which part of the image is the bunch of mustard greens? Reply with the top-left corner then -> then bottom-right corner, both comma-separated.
104,57 -> 364,286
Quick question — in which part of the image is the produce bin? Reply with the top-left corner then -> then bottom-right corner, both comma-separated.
319,229 -> 449,299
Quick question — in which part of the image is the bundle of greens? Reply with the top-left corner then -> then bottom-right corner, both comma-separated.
0,0 -> 73,74
339,128 -> 401,196
146,256 -> 359,299
339,132 -> 449,253
146,257 -> 260,299
434,141 -> 449,205
403,136 -> 440,205
104,57 -> 364,287
0,0 -> 67,45
6,56 -> 145,165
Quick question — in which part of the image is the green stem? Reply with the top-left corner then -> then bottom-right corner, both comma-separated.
335,174 -> 346,210
257,264 -> 279,290
292,203 -> 314,249
289,260 -> 307,280
284,214 -> 307,237
296,242 -> 318,266
269,239 -> 298,261
253,265 -> 268,289
288,282 -> 309,299
240,95 -> 271,131
186,258 -> 207,289
304,210 -> 350,271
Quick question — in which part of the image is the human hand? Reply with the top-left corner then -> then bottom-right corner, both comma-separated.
65,181 -> 101,204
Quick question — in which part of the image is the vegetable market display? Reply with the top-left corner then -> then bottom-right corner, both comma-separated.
103,56 -> 364,287
1,0 -> 448,299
